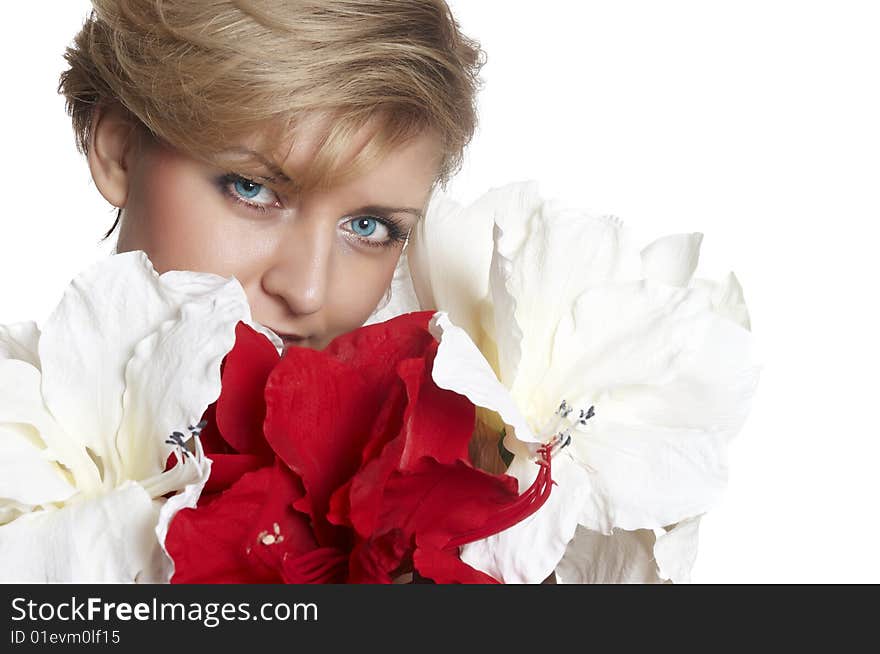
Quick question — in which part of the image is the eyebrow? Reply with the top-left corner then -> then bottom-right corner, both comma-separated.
216,147 -> 292,184
349,204 -> 424,221
218,147 -> 425,220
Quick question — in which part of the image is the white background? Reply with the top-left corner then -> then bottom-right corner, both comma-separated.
1,1 -> 878,582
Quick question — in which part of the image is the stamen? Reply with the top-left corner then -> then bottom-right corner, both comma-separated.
187,419 -> 208,438
258,523 -> 284,546
164,431 -> 191,459
578,406 -> 595,426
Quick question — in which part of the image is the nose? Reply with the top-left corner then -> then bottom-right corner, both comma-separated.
260,219 -> 333,317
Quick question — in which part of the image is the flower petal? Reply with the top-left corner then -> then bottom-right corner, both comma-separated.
0,481 -> 163,582
167,467 -> 282,583
459,456 -> 592,583
379,457 -> 519,550
264,348 -> 374,542
595,307 -> 759,437
493,195 -> 642,412
410,183 -> 541,346
343,352 -> 474,537
115,274 -> 252,485
246,461 -> 323,577
0,321 -> 40,368
653,516 -> 701,583
215,323 -> 278,458
0,359 -> 100,491
397,352 -> 475,470
0,423 -> 76,511
641,233 -> 704,287
39,252 -> 246,483
152,438 -> 212,583
692,271 -> 752,330
569,421 -> 728,531
555,525 -> 664,584
324,311 -> 437,391
413,543 -> 500,584
429,312 -> 537,444
487,222 -> 523,388
560,293 -> 759,531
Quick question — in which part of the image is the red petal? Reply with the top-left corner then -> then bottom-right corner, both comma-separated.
323,311 -> 437,389
167,462 -> 319,583
245,460 -> 321,575
282,547 -> 348,584
196,403 -> 230,455
345,352 -> 474,537
412,545 -> 501,584
396,348 -> 474,470
167,467 -> 281,583
204,453 -> 269,494
377,457 -> 520,551
215,322 -> 278,458
344,407 -> 407,538
347,534 -> 409,584
264,348 -> 375,543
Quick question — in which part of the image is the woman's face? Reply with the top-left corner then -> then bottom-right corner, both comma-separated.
106,116 -> 442,350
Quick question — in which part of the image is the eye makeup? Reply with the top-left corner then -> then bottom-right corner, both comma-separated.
214,172 -> 413,249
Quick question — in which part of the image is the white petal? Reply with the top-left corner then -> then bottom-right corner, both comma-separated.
692,271 -> 752,331
0,359 -> 100,491
570,419 -> 729,531
411,182 -> 541,349
487,222 -> 523,386
0,500 -> 32,526
641,233 -> 704,287
429,312 -> 538,444
0,321 -> 41,368
0,423 -> 76,510
151,439 -> 212,583
39,252 -> 248,486
408,194 -> 483,336
544,281 -> 758,532
498,206 -> 642,417
116,275 -> 251,483
653,516 -> 701,583
38,252 -> 184,480
459,456 -> 592,583
553,282 -> 713,398
597,308 -> 760,439
555,525 -> 664,584
0,482 -> 163,582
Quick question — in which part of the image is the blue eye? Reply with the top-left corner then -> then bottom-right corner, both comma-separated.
350,217 -> 378,237
233,178 -> 262,199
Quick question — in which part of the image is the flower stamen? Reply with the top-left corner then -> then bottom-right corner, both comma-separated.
542,399 -> 595,460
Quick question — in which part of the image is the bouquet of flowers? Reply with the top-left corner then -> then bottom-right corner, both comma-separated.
0,181 -> 759,583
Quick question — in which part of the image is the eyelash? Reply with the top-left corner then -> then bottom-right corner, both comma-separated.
216,173 -> 410,249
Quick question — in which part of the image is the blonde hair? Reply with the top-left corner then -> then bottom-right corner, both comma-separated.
59,0 -> 485,191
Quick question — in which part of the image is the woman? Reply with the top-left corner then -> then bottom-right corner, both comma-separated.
59,0 -> 484,351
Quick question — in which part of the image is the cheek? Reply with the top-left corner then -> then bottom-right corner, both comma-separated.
117,157 -> 275,279
322,252 -> 400,344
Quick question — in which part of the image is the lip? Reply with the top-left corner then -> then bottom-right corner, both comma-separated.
272,330 -> 310,347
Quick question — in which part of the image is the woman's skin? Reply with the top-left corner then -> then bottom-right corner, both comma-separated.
87,106 -> 443,350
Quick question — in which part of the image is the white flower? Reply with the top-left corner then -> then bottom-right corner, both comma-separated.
0,251 -> 267,582
409,181 -> 761,583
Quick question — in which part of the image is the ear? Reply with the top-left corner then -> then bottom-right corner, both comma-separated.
87,104 -> 139,208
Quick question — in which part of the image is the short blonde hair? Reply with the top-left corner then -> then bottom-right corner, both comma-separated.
59,0 -> 485,191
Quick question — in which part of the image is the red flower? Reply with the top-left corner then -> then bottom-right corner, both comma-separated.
166,312 -> 552,583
